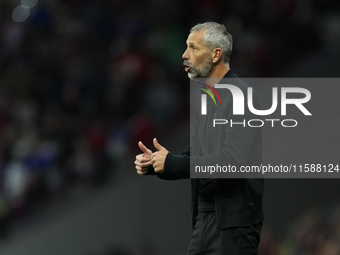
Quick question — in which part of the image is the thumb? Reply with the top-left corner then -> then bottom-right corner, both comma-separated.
138,141 -> 152,156
153,138 -> 164,151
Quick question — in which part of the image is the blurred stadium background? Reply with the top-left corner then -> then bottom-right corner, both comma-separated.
0,0 -> 340,254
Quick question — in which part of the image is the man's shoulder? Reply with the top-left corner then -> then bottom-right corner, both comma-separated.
223,69 -> 238,79
223,69 -> 250,89
218,69 -> 250,99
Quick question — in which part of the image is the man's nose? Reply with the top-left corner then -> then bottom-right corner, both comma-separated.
182,49 -> 189,60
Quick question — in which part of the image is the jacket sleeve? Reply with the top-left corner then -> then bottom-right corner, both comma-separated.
147,147 -> 191,180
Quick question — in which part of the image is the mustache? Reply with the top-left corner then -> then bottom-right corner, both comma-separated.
183,60 -> 194,68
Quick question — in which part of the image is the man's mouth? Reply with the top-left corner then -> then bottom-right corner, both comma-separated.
184,63 -> 192,72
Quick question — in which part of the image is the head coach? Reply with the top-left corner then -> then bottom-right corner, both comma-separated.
134,21 -> 264,255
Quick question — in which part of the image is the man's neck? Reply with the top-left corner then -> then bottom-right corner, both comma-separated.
205,63 -> 230,87
210,64 -> 230,79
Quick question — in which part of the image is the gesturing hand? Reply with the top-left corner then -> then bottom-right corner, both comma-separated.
135,141 -> 153,175
151,138 -> 169,173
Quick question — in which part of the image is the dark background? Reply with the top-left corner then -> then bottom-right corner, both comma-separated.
0,0 -> 340,254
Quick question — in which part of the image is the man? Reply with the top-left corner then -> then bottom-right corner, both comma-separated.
135,22 -> 263,255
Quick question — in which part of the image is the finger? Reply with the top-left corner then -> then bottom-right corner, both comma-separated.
154,166 -> 161,173
153,138 -> 164,152
135,155 -> 150,164
138,141 -> 152,156
136,154 -> 143,161
154,166 -> 164,173
135,159 -> 151,168
137,169 -> 148,175
140,161 -> 151,168
136,164 -> 149,172
136,165 -> 148,171
139,157 -> 152,164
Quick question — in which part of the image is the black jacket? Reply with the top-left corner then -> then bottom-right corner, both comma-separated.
150,69 -> 264,229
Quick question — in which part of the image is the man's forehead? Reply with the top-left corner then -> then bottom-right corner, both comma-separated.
186,30 -> 205,45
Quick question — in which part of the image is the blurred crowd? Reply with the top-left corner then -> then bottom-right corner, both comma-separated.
0,0 -> 339,251
0,0 -> 188,235
259,204 -> 340,255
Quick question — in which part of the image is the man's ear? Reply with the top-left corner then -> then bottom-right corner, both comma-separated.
211,48 -> 222,63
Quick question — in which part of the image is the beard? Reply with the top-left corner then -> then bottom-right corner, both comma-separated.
184,54 -> 213,79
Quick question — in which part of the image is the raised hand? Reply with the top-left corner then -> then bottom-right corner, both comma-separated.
135,141 -> 153,175
151,138 -> 169,173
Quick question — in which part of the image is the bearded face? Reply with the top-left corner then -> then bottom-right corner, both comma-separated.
182,30 -> 214,79
184,53 -> 213,79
